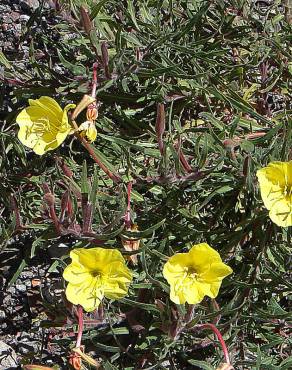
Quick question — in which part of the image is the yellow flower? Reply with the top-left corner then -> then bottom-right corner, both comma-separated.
78,121 -> 97,142
163,243 -> 232,305
16,96 -> 75,155
63,247 -> 133,312
257,161 -> 292,227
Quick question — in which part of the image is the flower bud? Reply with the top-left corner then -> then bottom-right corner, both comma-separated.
43,193 -> 55,207
86,104 -> 98,121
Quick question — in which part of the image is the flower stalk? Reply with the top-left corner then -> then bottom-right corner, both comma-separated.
71,118 -> 121,183
125,181 -> 132,228
196,323 -> 231,364
76,305 -> 84,348
42,183 -> 61,235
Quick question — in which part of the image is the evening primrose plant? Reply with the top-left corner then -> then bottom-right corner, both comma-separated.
5,1 -> 291,369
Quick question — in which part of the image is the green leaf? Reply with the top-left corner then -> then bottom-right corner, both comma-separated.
186,359 -> 214,369
8,259 -> 27,287
0,51 -> 11,68
81,160 -> 89,194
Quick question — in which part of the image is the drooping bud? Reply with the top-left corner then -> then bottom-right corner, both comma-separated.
86,103 -> 98,121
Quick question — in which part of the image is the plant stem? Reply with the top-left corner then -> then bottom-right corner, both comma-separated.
80,136 -> 121,183
91,62 -> 98,98
76,305 -> 84,348
197,323 -> 231,364
71,119 -> 121,184
125,181 -> 132,228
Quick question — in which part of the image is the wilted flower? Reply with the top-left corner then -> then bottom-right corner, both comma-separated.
257,161 -> 292,227
163,243 -> 232,305
121,224 -> 140,265
16,96 -> 75,155
63,247 -> 133,312
78,121 -> 97,142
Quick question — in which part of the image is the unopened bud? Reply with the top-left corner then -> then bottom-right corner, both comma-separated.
86,104 -> 98,121
43,193 -> 55,207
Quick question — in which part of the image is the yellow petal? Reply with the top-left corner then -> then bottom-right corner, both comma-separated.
163,253 -> 190,284
180,281 -> 205,304
86,124 -> 97,142
16,108 -> 34,127
78,121 -> 97,142
257,161 -> 288,188
189,243 -> 222,273
55,128 -> 71,145
194,281 -> 220,299
103,261 -> 132,299
65,280 -> 103,312
26,103 -> 62,125
169,287 -> 187,305
200,262 -> 233,283
34,132 -> 60,155
70,247 -> 125,273
63,262 -> 92,284
29,96 -> 63,114
33,140 -> 49,156
268,199 -> 292,227
18,125 -> 37,148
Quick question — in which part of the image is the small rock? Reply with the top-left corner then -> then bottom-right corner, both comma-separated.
15,284 -> 26,292
0,310 -> 5,320
19,14 -> 30,22
0,341 -> 18,369
19,0 -> 39,12
6,287 -> 16,295
1,323 -> 7,330
18,341 -> 38,355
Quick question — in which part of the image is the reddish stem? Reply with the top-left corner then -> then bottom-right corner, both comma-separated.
49,206 -> 61,234
42,183 -> 61,235
76,133 -> 121,183
91,62 -> 98,98
125,181 -> 132,228
179,149 -> 193,173
76,305 -> 84,348
196,323 -> 231,364
10,195 -> 23,230
155,103 -> 165,155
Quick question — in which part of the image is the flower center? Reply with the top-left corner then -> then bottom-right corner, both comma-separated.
91,270 -> 101,278
173,266 -> 200,294
30,117 -> 62,138
187,267 -> 198,279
